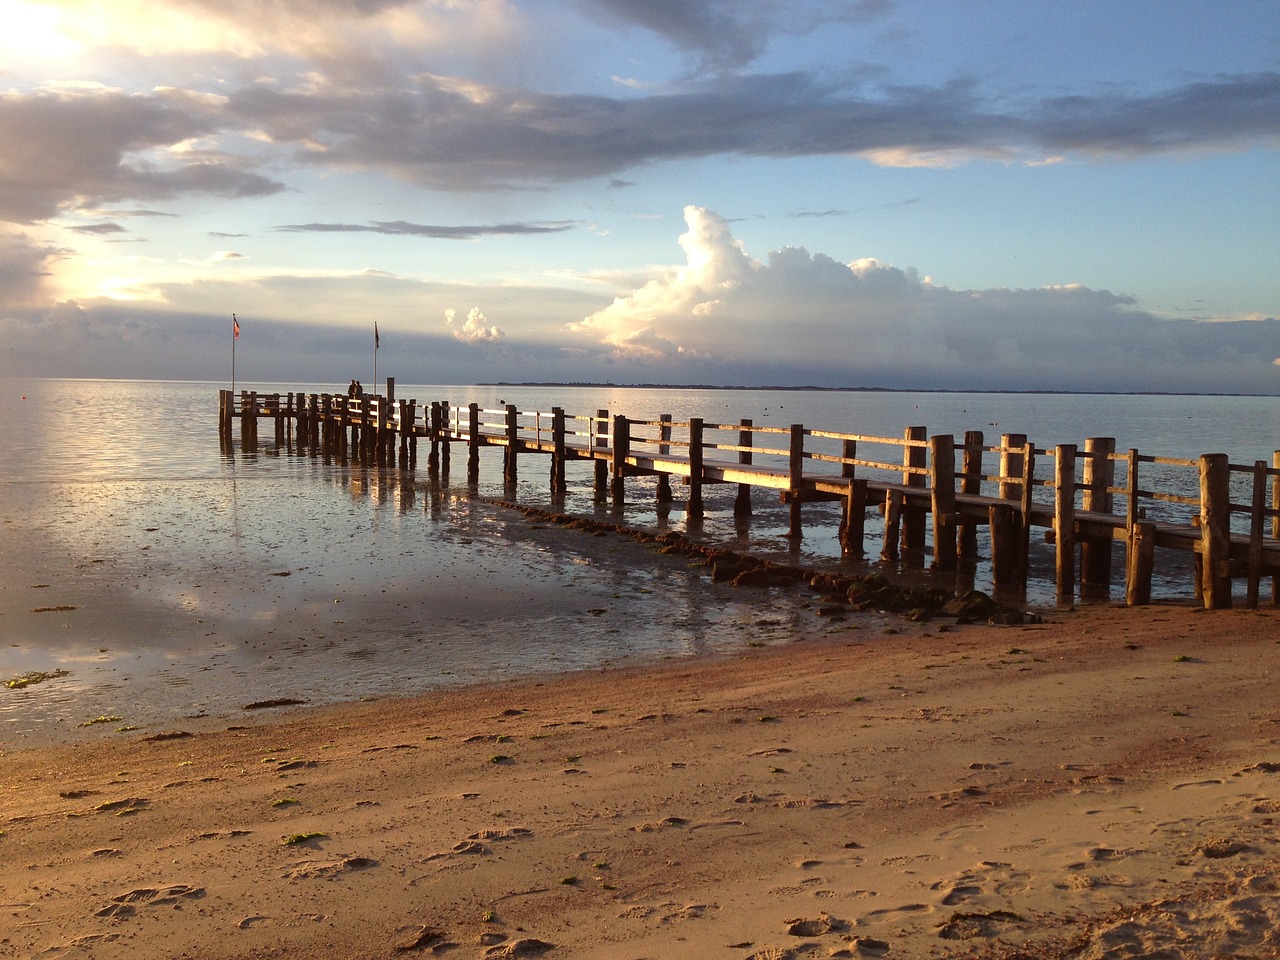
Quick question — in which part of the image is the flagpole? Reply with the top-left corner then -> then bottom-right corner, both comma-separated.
373,322 -> 379,394
231,313 -> 238,397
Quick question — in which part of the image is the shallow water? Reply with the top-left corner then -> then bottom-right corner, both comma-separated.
1,378 -> 1276,744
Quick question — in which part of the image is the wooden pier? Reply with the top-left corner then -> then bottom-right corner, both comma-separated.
219,385 -> 1280,610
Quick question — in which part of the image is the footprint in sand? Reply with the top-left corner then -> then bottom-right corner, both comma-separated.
238,915 -> 269,929
939,884 -> 982,906
96,885 -> 205,919
1174,779 -> 1224,789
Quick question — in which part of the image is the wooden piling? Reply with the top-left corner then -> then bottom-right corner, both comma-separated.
1247,459 -> 1266,609
687,418 -> 705,519
989,503 -> 1018,590
594,409 -> 609,498
504,404 -> 519,483
550,407 -> 566,496
1080,437 -> 1116,599
787,424 -> 804,538
929,434 -> 956,572
1054,444 -> 1077,602
1018,442 -> 1036,590
734,419 -> 753,516
1273,451 -> 1280,603
467,403 -> 480,480
840,479 -> 868,558
958,430 -> 983,562
610,414 -> 629,505
901,426 -> 927,559
656,414 -> 673,504
1199,453 -> 1231,609
1126,521 -> 1156,605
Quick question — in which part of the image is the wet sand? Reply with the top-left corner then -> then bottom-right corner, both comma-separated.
3,602 -> 1280,959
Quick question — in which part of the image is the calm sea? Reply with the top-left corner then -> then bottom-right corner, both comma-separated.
1,378 -> 1276,743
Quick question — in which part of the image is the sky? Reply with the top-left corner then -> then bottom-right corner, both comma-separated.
1,0 -> 1278,393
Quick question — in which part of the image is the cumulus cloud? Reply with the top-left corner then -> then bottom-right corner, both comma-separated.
445,307 -> 504,343
567,206 -> 1280,392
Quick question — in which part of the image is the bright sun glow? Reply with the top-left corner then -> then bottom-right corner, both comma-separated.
0,1 -> 82,58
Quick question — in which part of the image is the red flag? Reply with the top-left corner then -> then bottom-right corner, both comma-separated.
233,315 -> 240,339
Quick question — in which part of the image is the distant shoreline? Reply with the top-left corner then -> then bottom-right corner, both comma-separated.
480,380 -> 1273,398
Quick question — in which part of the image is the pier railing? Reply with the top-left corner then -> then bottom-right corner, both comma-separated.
219,387 -> 1280,610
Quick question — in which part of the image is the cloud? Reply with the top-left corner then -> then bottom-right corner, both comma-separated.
573,0 -> 892,72
567,206 -> 1280,392
0,86 -> 283,222
275,219 -> 577,239
226,70 -> 1280,191
69,221 -> 127,235
0,230 -> 62,309
445,306 -> 504,343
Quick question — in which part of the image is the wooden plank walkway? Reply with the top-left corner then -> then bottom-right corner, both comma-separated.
219,385 -> 1280,610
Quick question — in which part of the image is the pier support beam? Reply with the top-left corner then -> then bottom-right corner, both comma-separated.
550,408 -> 566,498
901,426 -> 927,560
1199,452 -> 1232,609
957,431 -> 984,563
503,404 -> 519,484
930,434 -> 956,572
656,414 -> 673,505
734,419 -> 753,516
687,418 -> 704,519
610,414 -> 629,506
1081,437 -> 1116,599
786,424 -> 804,538
467,403 -> 480,481
593,410 -> 609,499
1126,521 -> 1155,606
1054,444 -> 1077,603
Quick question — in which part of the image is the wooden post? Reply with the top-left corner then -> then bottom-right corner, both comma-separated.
467,403 -> 480,481
687,418 -> 704,519
1199,453 -> 1232,609
656,414 -> 673,504
439,401 -> 451,475
272,393 -> 284,444
734,418 -> 753,516
1126,521 -> 1156,606
610,414 -> 629,505
999,433 -> 1027,502
594,409 -> 609,499
840,479 -> 868,557
1246,459 -> 1266,609
504,404 -> 519,484
320,394 -> 333,456
376,394 -> 389,467
881,491 -> 903,561
386,377 -> 395,405
989,503 -> 1018,591
1018,441 -> 1036,588
1273,451 -> 1280,604
1080,437 -> 1116,599
427,402 -> 440,473
958,430 -> 983,562
787,424 -> 804,538
901,426 -> 927,559
246,391 -> 259,447
1054,444 -> 1077,603
929,434 -> 956,572
551,407 -> 566,497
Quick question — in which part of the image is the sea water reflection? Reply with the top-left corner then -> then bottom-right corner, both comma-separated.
1,378 -> 1277,743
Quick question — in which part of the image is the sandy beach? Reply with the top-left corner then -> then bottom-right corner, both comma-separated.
4,600 -> 1280,959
